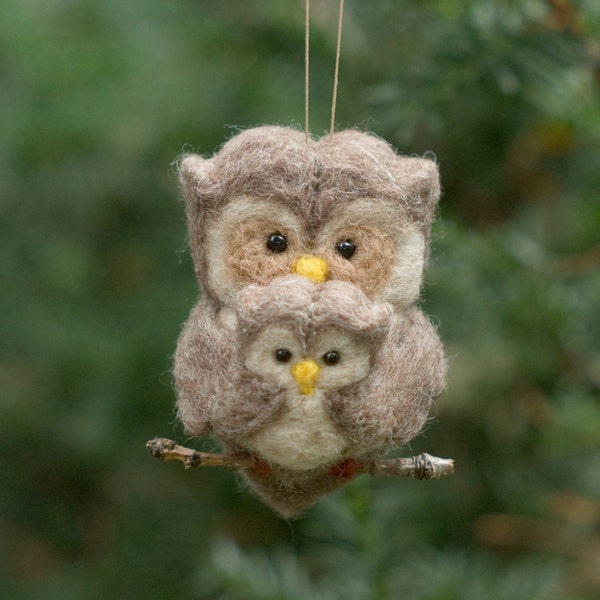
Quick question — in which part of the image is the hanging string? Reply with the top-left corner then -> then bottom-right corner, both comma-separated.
330,0 -> 345,135
305,0 -> 345,138
305,0 -> 310,143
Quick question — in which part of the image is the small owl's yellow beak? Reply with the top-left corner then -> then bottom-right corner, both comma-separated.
291,255 -> 329,284
290,359 -> 321,395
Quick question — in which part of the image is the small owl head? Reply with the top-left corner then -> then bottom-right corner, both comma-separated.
179,126 -> 440,309
238,275 -> 392,393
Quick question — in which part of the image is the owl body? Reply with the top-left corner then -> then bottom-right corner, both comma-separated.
174,126 -> 446,516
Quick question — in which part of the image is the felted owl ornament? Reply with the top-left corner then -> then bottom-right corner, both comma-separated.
175,275 -> 446,517
170,126 -> 448,515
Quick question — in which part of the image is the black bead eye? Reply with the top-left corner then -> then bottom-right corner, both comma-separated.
335,239 -> 356,259
323,351 -> 341,366
266,233 -> 288,253
275,348 -> 292,363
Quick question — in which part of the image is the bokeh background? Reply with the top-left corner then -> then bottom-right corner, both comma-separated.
2,1 -> 599,598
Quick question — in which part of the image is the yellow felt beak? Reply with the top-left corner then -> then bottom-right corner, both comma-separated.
291,255 -> 329,284
290,359 -> 321,395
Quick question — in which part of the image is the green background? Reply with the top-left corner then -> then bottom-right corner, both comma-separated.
2,1 -> 599,598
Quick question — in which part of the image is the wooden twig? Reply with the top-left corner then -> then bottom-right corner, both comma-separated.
364,454 -> 454,480
146,438 -> 454,480
146,438 -> 255,470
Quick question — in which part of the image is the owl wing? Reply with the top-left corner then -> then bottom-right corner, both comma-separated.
329,306 -> 447,453
174,297 -> 286,442
173,297 -> 241,437
384,307 -> 447,445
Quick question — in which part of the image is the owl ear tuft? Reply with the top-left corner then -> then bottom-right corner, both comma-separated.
178,154 -> 216,214
179,153 -> 211,185
401,157 -> 441,226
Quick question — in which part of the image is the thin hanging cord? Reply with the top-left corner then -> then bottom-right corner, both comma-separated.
330,0 -> 344,135
305,0 -> 310,143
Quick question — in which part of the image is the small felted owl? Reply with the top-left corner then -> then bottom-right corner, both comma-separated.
175,276 -> 446,517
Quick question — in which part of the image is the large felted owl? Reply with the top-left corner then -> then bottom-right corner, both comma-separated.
175,276 -> 446,517
174,125 -> 446,515
178,125 -> 441,308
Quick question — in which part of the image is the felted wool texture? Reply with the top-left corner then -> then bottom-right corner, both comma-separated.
242,386 -> 348,471
174,125 -> 447,515
178,125 -> 440,308
236,275 -> 392,345
327,306 -> 447,453
174,274 -> 446,516
242,305 -> 447,518
179,126 -> 440,230
205,196 -> 426,309
240,460 -> 371,519
174,300 -> 287,441
238,274 -> 392,469
220,436 -> 369,518
312,198 -> 427,308
237,278 -> 447,464
175,275 -> 393,443
224,218 -> 302,287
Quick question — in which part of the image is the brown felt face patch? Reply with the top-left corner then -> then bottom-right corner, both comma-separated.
314,198 -> 426,306
205,196 -> 306,306
224,219 -> 301,287
317,225 -> 396,298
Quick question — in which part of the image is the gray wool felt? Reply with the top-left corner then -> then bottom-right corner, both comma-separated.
179,126 -> 441,309
173,126 -> 446,516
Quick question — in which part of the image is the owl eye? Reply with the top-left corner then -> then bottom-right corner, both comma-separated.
323,351 -> 341,366
266,233 -> 288,253
274,348 -> 293,363
335,239 -> 356,259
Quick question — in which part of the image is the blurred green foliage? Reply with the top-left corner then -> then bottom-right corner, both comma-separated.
1,0 -> 599,598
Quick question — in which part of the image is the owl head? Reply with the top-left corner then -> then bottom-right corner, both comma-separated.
179,126 -> 440,310
238,274 -> 392,394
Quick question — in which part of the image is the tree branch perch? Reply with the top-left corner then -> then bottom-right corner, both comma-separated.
146,438 -> 454,480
